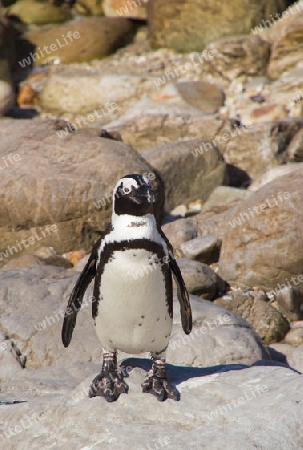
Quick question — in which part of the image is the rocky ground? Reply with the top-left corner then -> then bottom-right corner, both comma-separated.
1,0 -> 303,449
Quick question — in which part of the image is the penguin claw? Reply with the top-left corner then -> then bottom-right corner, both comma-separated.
89,371 -> 129,402
141,370 -> 180,401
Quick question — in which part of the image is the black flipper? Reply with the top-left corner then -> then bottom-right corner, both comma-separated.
160,231 -> 192,335
61,237 -> 101,347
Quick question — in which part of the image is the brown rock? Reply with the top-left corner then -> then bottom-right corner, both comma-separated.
64,250 -> 87,266
9,0 -> 71,24
162,218 -> 198,252
269,68 -> 303,109
175,81 -> 225,114
175,258 -> 226,299
0,119 -> 163,263
103,0 -> 148,19
247,104 -> 287,124
17,84 -> 37,107
217,119 -> 303,178
215,291 -> 290,344
26,17 -> 136,64
105,100 -> 224,150
283,327 -> 303,346
218,170 -> 303,291
203,35 -> 270,82
148,0 -> 287,52
141,139 -> 227,211
267,12 -> 303,79
249,163 -> 303,191
180,235 -> 222,265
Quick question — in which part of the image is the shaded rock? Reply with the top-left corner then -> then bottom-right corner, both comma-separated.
103,0 -> 148,19
267,12 -> 303,79
175,258 -> 226,299
0,334 -> 24,380
40,72 -> 142,114
0,119 -> 163,260
175,80 -> 225,113
162,218 -> 198,252
218,170 -> 303,291
273,286 -> 303,322
105,99 -> 224,150
203,35 -> 270,82
202,186 -> 252,210
215,291 -> 290,344
9,0 -> 71,24
269,342 -> 295,363
249,163 -> 303,190
26,17 -> 136,64
0,59 -> 14,115
148,0 -> 286,52
218,118 -> 303,178
283,326 -> 303,346
287,129 -> 303,162
287,342 -> 303,373
141,139 -> 226,211
1,361 -> 303,449
180,235 -> 222,265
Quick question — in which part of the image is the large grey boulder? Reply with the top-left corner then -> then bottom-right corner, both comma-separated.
0,265 -> 269,373
0,119 -> 163,261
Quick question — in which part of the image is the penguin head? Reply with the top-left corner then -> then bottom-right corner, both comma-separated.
113,174 -> 155,217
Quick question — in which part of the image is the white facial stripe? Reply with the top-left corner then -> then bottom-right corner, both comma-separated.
113,177 -> 139,197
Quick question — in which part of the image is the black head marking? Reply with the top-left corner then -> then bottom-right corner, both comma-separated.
113,174 -> 155,217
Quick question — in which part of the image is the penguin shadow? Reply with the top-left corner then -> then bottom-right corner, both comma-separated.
120,357 -> 300,397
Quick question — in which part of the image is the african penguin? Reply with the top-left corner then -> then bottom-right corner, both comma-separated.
62,174 -> 192,402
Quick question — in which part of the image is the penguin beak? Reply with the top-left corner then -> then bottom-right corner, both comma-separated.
132,185 -> 155,204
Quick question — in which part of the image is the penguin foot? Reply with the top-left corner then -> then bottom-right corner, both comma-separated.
141,359 -> 179,401
88,352 -> 129,402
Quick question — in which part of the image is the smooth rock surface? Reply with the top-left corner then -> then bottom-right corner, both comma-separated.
0,362 -> 302,449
